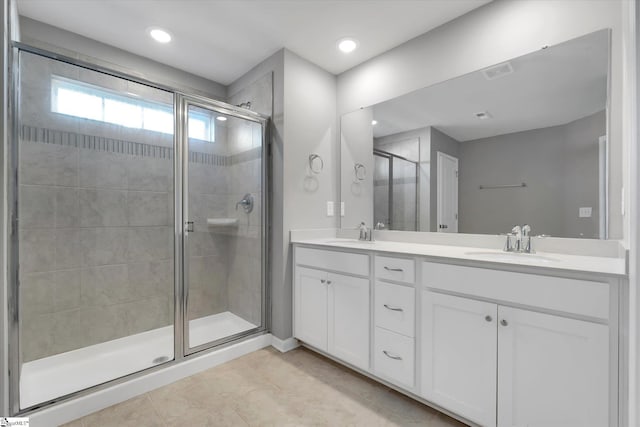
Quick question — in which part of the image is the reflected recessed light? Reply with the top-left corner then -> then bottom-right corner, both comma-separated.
337,38 -> 358,53
371,120 -> 378,125
216,116 -> 227,122
148,27 -> 172,43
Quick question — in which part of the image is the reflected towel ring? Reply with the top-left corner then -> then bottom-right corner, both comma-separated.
354,163 -> 366,181
309,154 -> 324,174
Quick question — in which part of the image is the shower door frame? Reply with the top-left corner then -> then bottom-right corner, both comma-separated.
7,43 -> 271,416
177,93 -> 270,356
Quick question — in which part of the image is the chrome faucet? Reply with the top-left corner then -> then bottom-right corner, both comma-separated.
358,222 -> 373,241
504,224 -> 534,253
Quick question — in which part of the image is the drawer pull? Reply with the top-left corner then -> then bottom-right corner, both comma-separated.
382,350 -> 403,361
383,304 -> 404,312
384,266 -> 404,272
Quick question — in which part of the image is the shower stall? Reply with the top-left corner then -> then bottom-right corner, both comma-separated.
8,47 -> 270,413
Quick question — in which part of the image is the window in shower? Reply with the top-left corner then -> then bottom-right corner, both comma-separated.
50,76 -> 214,141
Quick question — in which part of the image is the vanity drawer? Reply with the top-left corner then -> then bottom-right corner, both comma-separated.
422,262 -> 610,319
375,255 -> 415,283
374,327 -> 415,389
295,246 -> 369,276
375,282 -> 415,337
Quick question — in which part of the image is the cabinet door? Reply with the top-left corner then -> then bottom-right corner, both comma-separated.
328,273 -> 370,370
421,291 -> 497,427
294,267 -> 328,351
497,306 -> 609,427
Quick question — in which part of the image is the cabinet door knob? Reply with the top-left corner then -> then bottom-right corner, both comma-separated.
500,319 -> 508,327
485,315 -> 492,322
320,279 -> 326,284
382,350 -> 403,361
327,280 -> 332,285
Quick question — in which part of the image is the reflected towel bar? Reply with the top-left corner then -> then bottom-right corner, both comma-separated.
479,182 -> 527,190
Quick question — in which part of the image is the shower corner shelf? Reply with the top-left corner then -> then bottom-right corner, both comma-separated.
206,218 -> 240,227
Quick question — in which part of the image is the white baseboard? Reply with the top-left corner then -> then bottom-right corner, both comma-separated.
271,336 -> 300,353
27,334 -> 272,427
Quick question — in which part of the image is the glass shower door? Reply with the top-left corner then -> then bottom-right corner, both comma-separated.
182,98 -> 265,353
14,51 -> 175,410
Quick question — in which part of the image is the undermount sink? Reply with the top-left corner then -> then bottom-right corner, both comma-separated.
464,251 -> 559,264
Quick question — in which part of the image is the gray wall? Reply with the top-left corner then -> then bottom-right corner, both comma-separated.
458,111 -> 604,238
341,108 -> 374,228
430,127 -> 460,232
336,0 -> 624,240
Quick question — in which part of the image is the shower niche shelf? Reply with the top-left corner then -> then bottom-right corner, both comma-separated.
207,218 -> 240,227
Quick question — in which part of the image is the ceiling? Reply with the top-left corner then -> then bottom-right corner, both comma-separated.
371,30 -> 608,141
17,0 -> 491,85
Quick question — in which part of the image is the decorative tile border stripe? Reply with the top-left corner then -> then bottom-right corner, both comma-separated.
19,125 -> 260,166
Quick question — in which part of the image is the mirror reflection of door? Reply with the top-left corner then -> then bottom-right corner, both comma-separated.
437,152 -> 458,233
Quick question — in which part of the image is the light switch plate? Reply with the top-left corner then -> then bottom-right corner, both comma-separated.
340,202 -> 345,217
327,201 -> 334,217
579,207 -> 592,218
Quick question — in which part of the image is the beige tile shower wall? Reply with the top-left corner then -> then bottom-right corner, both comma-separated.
18,139 -> 175,362
187,160 -> 229,321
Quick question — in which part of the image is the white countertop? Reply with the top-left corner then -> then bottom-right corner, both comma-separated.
292,237 -> 626,276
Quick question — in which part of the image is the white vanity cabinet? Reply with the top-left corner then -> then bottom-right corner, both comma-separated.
293,247 -> 370,370
292,242 -> 620,427
421,262 -> 611,427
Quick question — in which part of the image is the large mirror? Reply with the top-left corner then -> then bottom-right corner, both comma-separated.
340,30 -> 610,239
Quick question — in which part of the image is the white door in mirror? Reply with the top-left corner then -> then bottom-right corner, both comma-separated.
437,152 -> 458,233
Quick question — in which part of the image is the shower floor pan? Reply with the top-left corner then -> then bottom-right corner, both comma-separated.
20,311 -> 257,409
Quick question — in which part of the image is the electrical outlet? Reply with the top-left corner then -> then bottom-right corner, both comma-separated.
340,202 -> 345,217
327,201 -> 334,217
579,207 -> 592,218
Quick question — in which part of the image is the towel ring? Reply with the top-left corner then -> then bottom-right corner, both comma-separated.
309,154 -> 323,174
354,163 -> 366,181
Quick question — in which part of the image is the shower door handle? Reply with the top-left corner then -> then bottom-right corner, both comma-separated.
185,221 -> 194,233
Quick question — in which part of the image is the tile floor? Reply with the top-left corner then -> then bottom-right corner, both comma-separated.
63,346 -> 468,426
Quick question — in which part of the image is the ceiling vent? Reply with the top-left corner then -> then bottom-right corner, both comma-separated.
482,62 -> 514,80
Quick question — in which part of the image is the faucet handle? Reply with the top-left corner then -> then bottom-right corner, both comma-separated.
511,225 -> 521,235
522,224 -> 531,236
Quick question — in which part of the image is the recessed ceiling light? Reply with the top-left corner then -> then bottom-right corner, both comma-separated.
216,116 -> 227,122
475,111 -> 492,120
337,38 -> 358,54
148,27 -> 172,44
371,120 -> 378,125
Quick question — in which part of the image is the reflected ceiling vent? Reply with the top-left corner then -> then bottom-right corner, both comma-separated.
482,62 -> 513,80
